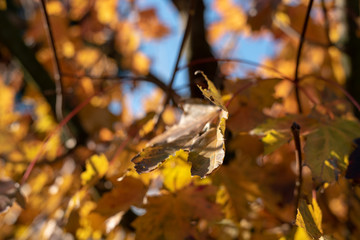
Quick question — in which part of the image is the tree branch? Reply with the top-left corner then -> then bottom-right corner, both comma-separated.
291,122 -> 303,220
39,0 -> 64,122
294,0 -> 315,113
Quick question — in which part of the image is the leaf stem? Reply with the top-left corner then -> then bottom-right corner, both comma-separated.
291,122 -> 303,220
294,0 -> 315,113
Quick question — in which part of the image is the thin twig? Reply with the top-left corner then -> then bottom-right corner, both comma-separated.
294,0 -> 315,113
61,73 -> 180,100
168,0 -> 197,92
177,57 -> 292,81
300,74 -> 360,113
153,0 -> 197,129
291,122 -> 303,220
39,0 -> 64,122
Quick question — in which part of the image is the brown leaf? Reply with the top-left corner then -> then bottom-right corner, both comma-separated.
94,176 -> 147,217
133,185 -> 222,240
0,179 -> 26,213
137,8 -> 170,39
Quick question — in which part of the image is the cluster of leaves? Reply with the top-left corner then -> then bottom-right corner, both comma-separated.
1,0 -> 360,239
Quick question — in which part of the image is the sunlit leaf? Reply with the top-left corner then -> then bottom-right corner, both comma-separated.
161,150 -> 192,192
132,100 -> 227,176
81,154 -> 109,185
195,70 -> 227,111
188,110 -> 228,177
296,198 -> 323,239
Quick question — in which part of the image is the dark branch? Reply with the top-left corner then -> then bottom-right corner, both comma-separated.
291,122 -> 303,220
39,0 -> 64,122
294,0 -> 315,113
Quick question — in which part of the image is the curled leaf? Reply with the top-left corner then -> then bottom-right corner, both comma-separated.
132,100 -> 228,177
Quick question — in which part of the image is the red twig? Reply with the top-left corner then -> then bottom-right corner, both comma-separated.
21,90 -> 106,185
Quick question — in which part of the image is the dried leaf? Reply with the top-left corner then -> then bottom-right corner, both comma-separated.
132,100 -> 227,176
188,110 -> 228,177
195,70 -> 227,111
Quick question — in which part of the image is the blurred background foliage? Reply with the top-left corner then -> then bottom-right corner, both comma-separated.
1,0 -> 360,239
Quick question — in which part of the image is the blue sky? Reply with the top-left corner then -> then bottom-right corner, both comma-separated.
114,0 -> 277,117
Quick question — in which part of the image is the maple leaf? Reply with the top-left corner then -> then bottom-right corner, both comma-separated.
304,119 -> 360,182
132,185 -> 222,240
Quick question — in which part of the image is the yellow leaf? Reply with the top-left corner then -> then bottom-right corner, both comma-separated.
0,0 -> 6,10
162,150 -> 192,192
95,0 -> 118,25
81,154 -> 109,185
296,198 -> 323,239
132,52 -> 150,75
294,227 -> 312,240
62,41 -> 75,58
46,1 -> 64,16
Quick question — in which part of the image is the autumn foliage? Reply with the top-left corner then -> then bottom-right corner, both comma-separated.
1,0 -> 360,239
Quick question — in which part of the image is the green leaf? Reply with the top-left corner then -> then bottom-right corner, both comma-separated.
304,119 -> 360,182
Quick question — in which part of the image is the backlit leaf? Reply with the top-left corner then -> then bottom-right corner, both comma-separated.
81,154 -> 109,186
195,70 -> 227,111
188,110 -> 228,177
162,150 -> 192,192
132,100 -> 227,177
